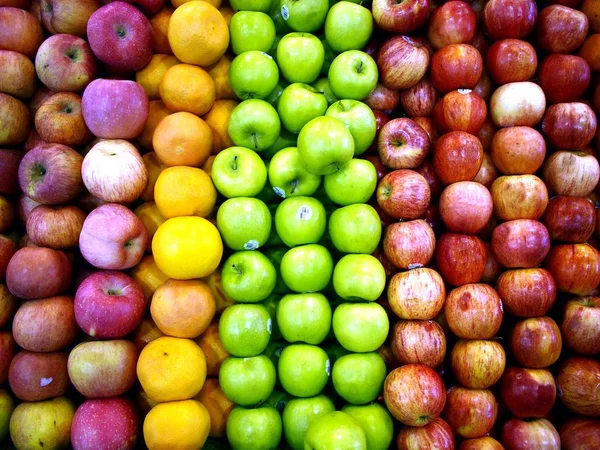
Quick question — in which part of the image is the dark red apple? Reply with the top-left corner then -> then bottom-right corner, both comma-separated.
556,356 -> 600,416
490,126 -> 546,174
365,83 -> 399,113
510,316 -> 562,368
501,418 -> 560,450
372,0 -> 431,34
433,90 -> 487,135
451,339 -> 506,389
560,418 -> 600,450
543,151 -> 600,196
377,169 -> 431,219
391,320 -> 446,368
473,152 -> 499,188
397,418 -> 455,450
0,331 -> 16,384
542,103 -> 597,150
481,242 -> 502,283
428,1 -> 477,49
0,148 -> 22,195
416,159 -> 444,198
491,175 -> 548,221
473,70 -> 493,102
490,82 -> 546,128
537,5 -> 589,53
561,296 -> 600,355
500,367 -> 556,419
8,351 -> 70,402
363,154 -> 388,182
491,219 -> 550,268
378,118 -> 431,169
443,386 -> 498,439
412,117 -> 439,145
444,283 -> 503,339
387,268 -> 445,320
430,44 -> 483,93
383,220 -> 436,270
497,268 -> 557,317
486,39 -> 537,85
542,196 -> 596,243
0,234 -> 16,281
378,36 -> 430,90
439,181 -> 492,234
436,233 -> 487,286
483,0 -> 537,40
538,55 -> 591,104
398,77 -> 437,118
545,243 -> 600,295
433,131 -> 484,184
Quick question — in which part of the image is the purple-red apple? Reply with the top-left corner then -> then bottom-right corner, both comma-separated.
8,351 -> 70,401
436,233 -> 487,286
0,6 -> 44,58
0,93 -> 30,145
377,169 -> 431,220
500,367 -> 556,419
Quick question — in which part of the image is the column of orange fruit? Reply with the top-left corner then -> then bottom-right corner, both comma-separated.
128,1 -> 238,448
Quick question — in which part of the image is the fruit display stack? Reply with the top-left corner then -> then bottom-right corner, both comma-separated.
1,0 -> 600,449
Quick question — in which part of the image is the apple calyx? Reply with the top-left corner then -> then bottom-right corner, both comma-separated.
29,164 -> 47,182
114,25 -> 127,39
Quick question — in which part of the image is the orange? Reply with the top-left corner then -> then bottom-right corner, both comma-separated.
141,151 -> 167,202
133,317 -> 165,352
137,336 -> 207,402
168,1 -> 229,67
196,378 -> 234,438
196,321 -> 230,376
134,202 -> 166,251
150,6 -> 175,55
202,155 -> 215,176
135,385 -> 159,417
151,279 -> 216,338
138,100 -> 172,152
152,216 -> 223,280
143,400 -> 210,450
131,255 -> 169,301
153,112 -> 213,167
580,34 -> 600,72
154,166 -> 217,219
202,267 -> 235,313
159,63 -> 216,116
207,55 -> 236,100
172,0 -> 221,7
204,99 -> 237,154
136,54 -> 179,100
219,5 -> 234,25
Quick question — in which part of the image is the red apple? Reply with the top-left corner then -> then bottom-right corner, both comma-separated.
34,92 -> 93,146
545,243 -> 600,295
377,169 -> 431,219
413,117 -> 439,145
451,339 -> 506,389
444,283 -> 503,339
391,320 -> 446,368
387,268 -> 445,320
560,418 -> 600,450
491,219 -> 551,268
0,235 -> 16,280
491,175 -> 548,221
473,152 -> 499,188
397,418 -> 455,450
500,367 -> 557,419
556,356 -> 600,416
8,350 -> 70,401
470,30 -> 491,59
497,268 -> 557,317
436,234 -> 487,286
501,418 -> 560,450
459,437 -> 504,450
26,205 -> 86,249
16,194 -> 40,224
537,5 -> 589,54
416,159 -> 444,199
473,69 -> 493,102
378,36 -> 430,90
0,331 -> 15,384
543,151 -> 600,196
538,55 -> 591,104
490,126 -> 546,174
0,49 -> 36,99
510,316 -> 562,368
372,0 -> 431,34
377,118 -> 431,169
0,6 -> 44,57
486,39 -> 537,85
541,103 -> 597,150
433,90 -> 487,135
384,364 -> 446,427
79,203 -> 148,270
0,284 -> 16,328
542,196 -> 596,243
383,220 -> 436,270
40,0 -> 100,36
399,77 -> 437,118
561,296 -> 600,355
439,181 -> 492,234
443,387 -> 498,439
0,149 -> 22,195
490,82 -> 546,127
365,83 -> 399,113
430,44 -> 483,93
428,1 -> 476,49
433,131 -> 483,184
481,242 -> 502,283
0,92 -> 30,145
483,0 -> 537,40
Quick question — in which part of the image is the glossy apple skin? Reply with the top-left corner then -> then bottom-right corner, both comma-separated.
501,418 -> 560,450
416,159 -> 444,198
391,320 -> 446,368
444,283 -> 503,339
510,317 -> 562,368
542,196 -> 596,243
377,169 -> 431,220
560,418 -> 600,450
430,44 -> 483,93
387,268 -> 445,320
500,367 -> 556,419
364,154 -> 388,183
538,55 -> 591,104
27,205 -> 87,250
378,118 -> 431,169
451,339 -> 506,389
439,181 -> 492,234
491,219 -> 550,268
433,90 -> 487,135
491,175 -> 548,221
459,437 -> 504,450
545,244 -> 600,295
537,5 -> 589,54
384,364 -> 447,427
378,36 -> 430,90
365,83 -> 399,113
556,357 -> 600,416
372,0 -> 431,34
399,77 -> 437,118
436,234 -> 487,286
428,1 -> 476,49
543,151 -> 600,197
542,103 -> 597,150
433,131 -> 484,185
490,82 -> 546,128
413,117 -> 439,145
497,268 -> 556,317
0,6 -> 44,58
561,296 -> 600,355
486,39 -> 537,85
397,417 -> 455,450
490,126 -> 546,175
483,0 -> 537,40
443,387 -> 498,439
383,220 -> 436,270
473,153 -> 499,189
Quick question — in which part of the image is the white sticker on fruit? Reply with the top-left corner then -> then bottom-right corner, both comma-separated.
244,240 -> 259,250
267,318 -> 272,335
281,4 -> 289,20
273,187 -> 286,198
40,377 -> 53,387
408,263 -> 423,270
458,89 -> 472,94
325,359 -> 331,376
298,205 -> 312,220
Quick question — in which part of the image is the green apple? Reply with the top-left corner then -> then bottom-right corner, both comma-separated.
219,355 -> 277,406
227,406 -> 282,450
228,99 -> 281,151
269,1 -> 292,35
222,250 -> 277,302
328,50 -> 378,100
230,51 -> 279,100
320,37 -> 337,76
324,1 -> 373,52
328,204 -> 381,254
277,32 -> 325,84
297,116 -> 355,175
332,302 -> 389,353
333,254 -> 385,302
264,247 -> 291,295
268,147 -> 321,198
219,303 -> 272,356
230,11 -> 276,54
342,404 -> 394,450
264,80 -> 287,107
312,77 -> 338,105
323,158 -> 377,205
265,204 -> 285,248
276,293 -> 332,344
217,197 -> 271,250
277,83 -> 328,133
211,146 -> 267,198
282,395 -> 335,450
263,340 -> 288,368
262,294 -> 282,340
325,100 -> 376,155
304,411 -> 367,450
332,352 -> 387,404
266,390 -> 293,413
0,389 -> 13,442
322,341 -> 350,366
275,196 -> 327,246
262,128 -> 297,160
257,179 -> 279,204
278,344 -> 330,397
230,0 -> 274,12
280,244 -> 333,292
280,0 -> 329,32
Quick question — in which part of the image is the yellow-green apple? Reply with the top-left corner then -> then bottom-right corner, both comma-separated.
0,285 -> 16,328
82,79 -> 149,139
82,139 -> 148,203
397,417 -> 455,450
68,340 -> 138,398
502,418 -> 560,450
226,405 -> 282,450
304,411 -> 367,450
35,92 -> 93,146
329,203 -> 381,254
0,331 -> 16,384
0,93 -> 30,145
0,195 -> 14,233
333,254 -> 386,302
391,320 -> 446,368
445,284 -> 503,339
35,34 -> 98,93
87,2 -> 153,71
276,32 -> 325,84
556,356 -> 600,417
0,7 -> 44,57
491,219 -> 550,268
443,387 -> 498,439
510,316 -> 562,368
211,146 -> 267,198
277,344 -> 330,398
276,293 -> 331,345
328,50 -> 378,101
323,158 -> 377,205
216,197 -> 271,251
12,296 -> 78,352
325,100 -> 376,156
219,304 -> 272,358
377,169 -> 430,220
324,1 -> 373,52
229,11 -> 275,54
0,50 -> 35,98
451,339 -> 506,389
560,418 -> 600,450
282,395 -> 335,450
500,367 -> 556,419
279,0 -> 328,33
8,351 -> 70,401
40,0 -> 100,36
18,144 -> 84,204
383,219 -> 436,270
561,296 -> 600,355
220,355 -> 276,407
268,147 -> 321,198
378,118 -> 431,169
490,82 -> 546,128
79,203 -> 148,270
230,50 -> 279,100
378,36 -> 430,90
6,247 -> 72,299
332,302 -> 389,353
280,244 -> 333,293
342,404 -> 393,450
388,268 -> 445,320
0,234 -> 16,280
275,196 -> 326,247
71,397 -> 139,450
26,205 -> 86,249
221,251 -> 276,303
0,149 -> 22,195
227,99 -> 281,151
278,83 -> 327,133
332,352 -> 387,404
497,268 -> 556,317
0,388 -> 13,442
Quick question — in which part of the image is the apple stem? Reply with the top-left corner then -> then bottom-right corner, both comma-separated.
289,179 -> 299,194
231,155 -> 238,171
251,133 -> 259,150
